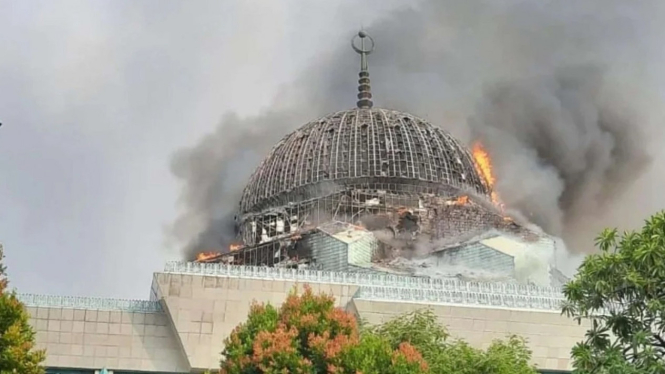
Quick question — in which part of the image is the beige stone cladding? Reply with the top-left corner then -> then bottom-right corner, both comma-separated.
24,267 -> 588,373
351,298 -> 589,372
26,306 -> 189,372
151,269 -> 587,373
152,271 -> 359,371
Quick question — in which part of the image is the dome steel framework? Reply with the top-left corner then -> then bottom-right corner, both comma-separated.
222,31 -> 511,267
239,108 -> 490,215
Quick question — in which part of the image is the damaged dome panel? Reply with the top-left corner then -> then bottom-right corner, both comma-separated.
236,108 -> 494,245
239,108 -> 490,215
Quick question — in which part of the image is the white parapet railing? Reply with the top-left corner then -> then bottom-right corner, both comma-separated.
354,285 -> 564,311
17,293 -> 163,313
163,261 -> 566,310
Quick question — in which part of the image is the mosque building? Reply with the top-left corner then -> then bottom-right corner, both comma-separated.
22,31 -> 586,374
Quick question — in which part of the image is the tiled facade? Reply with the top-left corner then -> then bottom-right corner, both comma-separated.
23,264 -> 585,373
26,306 -> 189,372
153,271 -> 358,370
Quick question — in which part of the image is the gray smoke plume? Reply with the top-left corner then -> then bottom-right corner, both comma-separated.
171,0 -> 665,260
470,67 -> 653,253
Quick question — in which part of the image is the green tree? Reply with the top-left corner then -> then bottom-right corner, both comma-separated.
562,211 -> 665,373
220,285 -> 537,374
220,285 -> 427,374
0,244 -> 46,374
367,309 -> 537,374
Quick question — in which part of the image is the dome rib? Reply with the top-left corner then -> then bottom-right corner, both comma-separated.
239,108 -> 490,215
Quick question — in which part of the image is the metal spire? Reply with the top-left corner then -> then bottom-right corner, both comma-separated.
351,30 -> 375,109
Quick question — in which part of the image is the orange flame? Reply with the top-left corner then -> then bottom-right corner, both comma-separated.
455,195 -> 469,205
196,242 -> 243,261
196,251 -> 220,262
471,142 -> 512,223
472,142 -> 501,206
472,142 -> 495,188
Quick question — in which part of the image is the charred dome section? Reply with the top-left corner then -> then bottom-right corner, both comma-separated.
239,109 -> 489,212
237,108 -> 492,245
201,193 -> 525,268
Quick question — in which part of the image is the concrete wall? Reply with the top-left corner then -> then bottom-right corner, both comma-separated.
151,270 -> 584,372
26,268 -> 586,373
27,306 -> 189,372
152,272 -> 358,371
351,298 -> 588,372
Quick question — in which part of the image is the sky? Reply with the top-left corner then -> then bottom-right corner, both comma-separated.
0,0 -> 405,299
2,0 -> 664,300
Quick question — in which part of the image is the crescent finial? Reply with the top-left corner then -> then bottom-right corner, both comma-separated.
351,30 -> 375,109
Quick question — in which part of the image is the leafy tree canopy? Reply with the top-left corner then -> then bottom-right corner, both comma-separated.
563,211 -> 665,373
0,244 -> 46,374
220,284 -> 537,374
220,284 -> 427,373
367,309 -> 536,374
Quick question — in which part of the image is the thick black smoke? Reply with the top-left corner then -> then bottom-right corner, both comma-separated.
171,0 -> 665,260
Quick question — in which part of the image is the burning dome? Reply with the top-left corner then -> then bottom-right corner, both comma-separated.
236,31 -> 495,246
199,31 -> 565,290
239,108 -> 490,215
